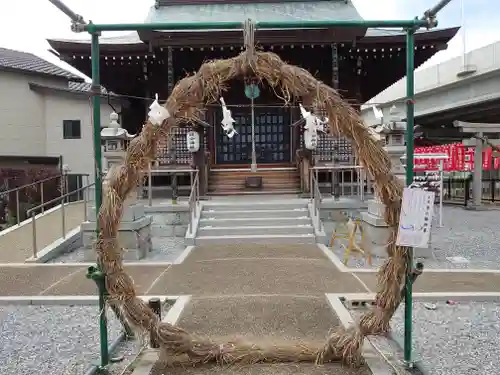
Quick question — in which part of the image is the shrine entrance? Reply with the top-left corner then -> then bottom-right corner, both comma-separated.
213,106 -> 292,165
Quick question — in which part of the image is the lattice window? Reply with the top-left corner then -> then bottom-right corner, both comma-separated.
156,127 -> 208,165
299,132 -> 354,164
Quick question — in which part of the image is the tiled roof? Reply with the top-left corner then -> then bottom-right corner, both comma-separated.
146,0 -> 362,25
0,47 -> 80,80
68,81 -> 110,94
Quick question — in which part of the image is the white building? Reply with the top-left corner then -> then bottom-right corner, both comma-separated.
0,47 -> 122,179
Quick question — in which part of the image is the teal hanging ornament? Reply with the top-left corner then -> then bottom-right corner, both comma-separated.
245,83 -> 260,100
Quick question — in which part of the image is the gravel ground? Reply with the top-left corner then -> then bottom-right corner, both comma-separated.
49,214 -> 186,263
348,301 -> 500,375
391,301 -> 500,375
325,205 -> 500,270
0,301 -> 173,375
0,305 -> 123,375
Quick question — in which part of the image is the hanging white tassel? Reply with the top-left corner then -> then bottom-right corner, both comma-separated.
148,94 -> 170,126
220,97 -> 238,138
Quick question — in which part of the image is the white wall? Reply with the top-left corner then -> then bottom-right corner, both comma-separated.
0,71 -> 67,156
43,93 -> 119,180
0,70 -> 120,181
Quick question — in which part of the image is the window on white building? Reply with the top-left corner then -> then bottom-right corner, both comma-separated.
63,120 -> 81,139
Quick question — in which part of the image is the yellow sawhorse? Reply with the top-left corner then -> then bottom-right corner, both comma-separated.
330,217 -> 372,266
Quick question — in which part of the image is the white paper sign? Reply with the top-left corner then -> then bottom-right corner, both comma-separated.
396,187 -> 435,248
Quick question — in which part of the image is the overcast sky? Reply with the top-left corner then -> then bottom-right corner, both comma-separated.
0,0 -> 497,81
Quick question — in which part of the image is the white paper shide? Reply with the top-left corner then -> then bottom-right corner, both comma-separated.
299,104 -> 327,150
148,94 -> 170,126
396,187 -> 435,248
220,97 -> 238,138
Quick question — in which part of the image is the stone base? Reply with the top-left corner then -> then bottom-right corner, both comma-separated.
82,214 -> 153,262
361,211 -> 434,259
361,212 -> 391,258
87,203 -> 145,222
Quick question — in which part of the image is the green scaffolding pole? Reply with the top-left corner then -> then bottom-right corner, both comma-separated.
88,31 -> 109,369
83,19 -> 430,33
404,28 -> 416,366
81,14 -> 439,370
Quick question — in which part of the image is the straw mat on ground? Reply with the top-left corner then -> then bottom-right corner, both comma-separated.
96,49 -> 408,367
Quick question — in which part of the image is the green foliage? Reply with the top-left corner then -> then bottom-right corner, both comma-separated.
0,167 -> 61,224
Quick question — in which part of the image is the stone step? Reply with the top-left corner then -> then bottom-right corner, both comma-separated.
200,208 -> 309,219
197,224 -> 314,236
194,233 -> 316,245
202,202 -> 308,211
199,216 -> 312,227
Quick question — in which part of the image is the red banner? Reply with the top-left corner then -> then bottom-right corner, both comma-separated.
414,143 -> 499,171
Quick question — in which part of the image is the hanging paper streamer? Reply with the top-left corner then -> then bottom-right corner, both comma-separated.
220,97 -> 238,138
148,94 -> 170,126
299,104 -> 326,150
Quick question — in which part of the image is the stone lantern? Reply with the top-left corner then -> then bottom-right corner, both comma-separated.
361,110 -> 406,258
81,112 -> 152,261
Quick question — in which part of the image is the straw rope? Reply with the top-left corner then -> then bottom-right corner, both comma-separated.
96,48 -> 407,368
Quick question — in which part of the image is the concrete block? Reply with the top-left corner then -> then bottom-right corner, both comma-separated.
367,199 -> 385,218
87,203 -> 146,223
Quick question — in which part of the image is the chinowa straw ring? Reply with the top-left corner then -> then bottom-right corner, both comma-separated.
95,48 -> 408,367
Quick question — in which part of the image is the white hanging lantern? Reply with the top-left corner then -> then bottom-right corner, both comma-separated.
220,97 -> 238,138
304,129 -> 318,150
186,130 -> 200,152
148,94 -> 170,126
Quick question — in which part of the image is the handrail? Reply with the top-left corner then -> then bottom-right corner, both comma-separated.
310,173 -> 322,231
187,170 -> 200,235
29,182 -> 95,259
144,163 -> 197,206
0,173 -> 90,226
0,174 -> 61,196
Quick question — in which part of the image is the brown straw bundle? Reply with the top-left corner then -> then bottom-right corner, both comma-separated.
95,49 -> 407,367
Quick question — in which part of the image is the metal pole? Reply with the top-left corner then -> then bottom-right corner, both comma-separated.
41,182 -> 45,213
84,185 -> 88,222
404,28 -> 416,367
46,0 -> 86,24
32,213 -> 37,258
250,96 -> 257,172
91,30 -> 109,368
16,190 -> 20,225
61,196 -> 66,238
439,160 -> 444,227
84,19 -> 430,33
473,134 -> 483,208
148,163 -> 152,206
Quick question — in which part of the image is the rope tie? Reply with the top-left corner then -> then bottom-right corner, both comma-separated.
243,19 -> 256,69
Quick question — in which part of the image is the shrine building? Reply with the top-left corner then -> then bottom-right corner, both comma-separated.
48,0 -> 459,196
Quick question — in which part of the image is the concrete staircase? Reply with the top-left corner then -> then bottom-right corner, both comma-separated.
186,199 -> 325,245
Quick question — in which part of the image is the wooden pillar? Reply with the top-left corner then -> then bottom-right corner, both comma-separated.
167,47 -> 174,94
331,43 -> 340,90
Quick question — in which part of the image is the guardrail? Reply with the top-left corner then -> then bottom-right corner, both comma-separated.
142,164 -> 198,206
310,172 -> 322,231
0,173 -> 90,226
443,177 -> 500,206
311,165 -> 365,200
187,170 -> 200,235
27,182 -> 95,258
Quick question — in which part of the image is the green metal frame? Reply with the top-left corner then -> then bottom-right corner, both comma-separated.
46,4 -> 453,367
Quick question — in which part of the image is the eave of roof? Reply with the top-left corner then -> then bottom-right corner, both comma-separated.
29,82 -> 121,101
0,47 -> 82,80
